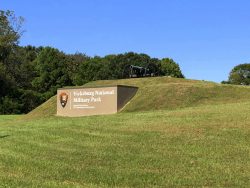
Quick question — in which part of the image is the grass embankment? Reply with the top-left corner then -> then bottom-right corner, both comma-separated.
0,77 -> 250,187
27,77 -> 250,118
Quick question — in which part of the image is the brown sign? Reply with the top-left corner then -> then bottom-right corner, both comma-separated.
57,85 -> 138,117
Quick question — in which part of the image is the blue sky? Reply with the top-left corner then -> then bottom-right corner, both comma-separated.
2,0 -> 250,82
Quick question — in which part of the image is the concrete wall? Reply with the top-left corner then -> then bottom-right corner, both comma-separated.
117,86 -> 138,111
57,85 -> 138,117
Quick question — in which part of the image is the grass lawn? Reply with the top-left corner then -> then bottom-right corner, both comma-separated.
0,102 -> 249,187
0,115 -> 20,123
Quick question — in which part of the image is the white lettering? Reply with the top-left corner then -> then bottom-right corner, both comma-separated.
73,98 -> 90,103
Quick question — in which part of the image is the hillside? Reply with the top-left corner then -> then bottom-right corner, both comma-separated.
2,77 -> 250,187
27,76 -> 250,118
1,100 -> 250,187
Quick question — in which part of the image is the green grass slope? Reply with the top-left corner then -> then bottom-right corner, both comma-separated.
1,102 -> 249,187
27,77 -> 250,118
2,77 -> 250,187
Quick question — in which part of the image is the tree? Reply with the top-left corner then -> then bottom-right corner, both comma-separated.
159,58 -> 184,78
0,10 -> 24,64
32,47 -> 72,98
0,10 -> 24,93
228,63 -> 250,85
0,96 -> 21,114
74,57 -> 111,85
3,45 -> 42,89
74,53 -> 185,85
0,63 -> 14,98
106,52 -> 153,78
66,52 -> 90,84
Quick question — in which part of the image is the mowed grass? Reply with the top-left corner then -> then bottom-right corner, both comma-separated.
0,115 -> 19,123
27,77 -> 250,118
0,102 -> 249,187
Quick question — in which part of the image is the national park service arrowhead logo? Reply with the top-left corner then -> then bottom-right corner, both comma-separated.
60,92 -> 68,108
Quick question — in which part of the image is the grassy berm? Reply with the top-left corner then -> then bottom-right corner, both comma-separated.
0,77 -> 249,187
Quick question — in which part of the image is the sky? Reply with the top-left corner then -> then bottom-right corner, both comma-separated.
1,0 -> 250,82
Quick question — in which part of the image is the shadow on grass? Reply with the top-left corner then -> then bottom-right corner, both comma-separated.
0,135 -> 10,139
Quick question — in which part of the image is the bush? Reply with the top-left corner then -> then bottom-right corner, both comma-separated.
228,63 -> 250,85
0,96 -> 21,114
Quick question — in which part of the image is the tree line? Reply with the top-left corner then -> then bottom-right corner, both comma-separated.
0,10 -> 184,114
1,10 -> 249,114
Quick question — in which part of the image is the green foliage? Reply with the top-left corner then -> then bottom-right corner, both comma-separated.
32,47 -> 72,95
74,52 -> 184,85
221,80 -> 230,84
0,10 -> 23,63
159,58 -> 184,78
106,52 -> 157,78
74,57 -> 112,85
6,46 -> 41,89
0,63 -> 15,97
228,63 -> 250,85
0,96 -> 21,114
65,52 -> 89,82
18,89 -> 45,113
